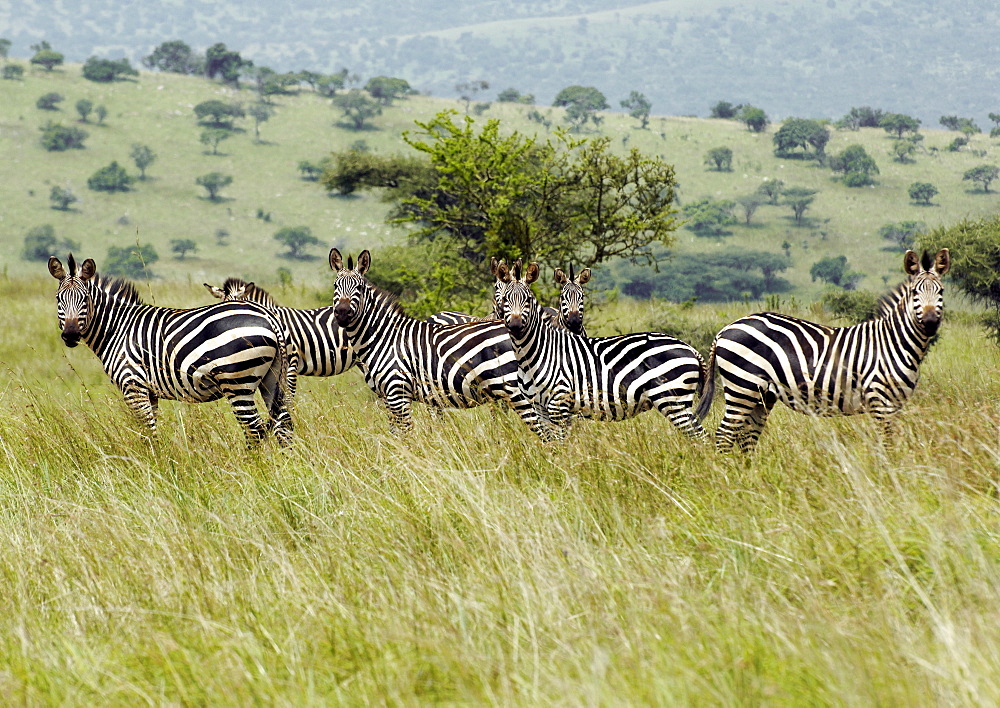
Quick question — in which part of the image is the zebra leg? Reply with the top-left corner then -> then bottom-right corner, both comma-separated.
735,402 -> 772,454
382,390 -> 415,435
506,388 -> 561,441
121,382 -> 159,438
260,356 -> 295,447
222,386 -> 269,447
653,397 -> 709,439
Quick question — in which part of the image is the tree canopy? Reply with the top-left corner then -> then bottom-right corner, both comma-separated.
773,118 -> 829,159
143,40 -> 202,74
82,56 -> 138,82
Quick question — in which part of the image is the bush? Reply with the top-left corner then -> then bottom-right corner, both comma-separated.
87,162 -> 133,192
104,244 -> 158,279
82,56 -> 138,82
39,122 -> 88,151
21,225 -> 78,261
821,289 -> 880,324
36,92 -> 63,110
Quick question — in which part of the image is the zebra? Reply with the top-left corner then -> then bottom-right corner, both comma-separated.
329,248 -> 560,440
696,249 -> 951,453
204,277 -> 356,397
495,260 -> 708,440
49,254 -> 294,446
552,264 -> 591,336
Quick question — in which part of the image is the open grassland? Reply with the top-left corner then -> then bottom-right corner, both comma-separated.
2,274 -> 998,703
1,64 -> 999,297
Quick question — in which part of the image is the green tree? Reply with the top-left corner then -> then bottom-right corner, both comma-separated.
170,239 -> 198,259
620,90 -> 652,129
130,143 -> 156,179
879,220 -> 925,251
199,128 -> 232,155
75,98 -> 93,122
773,118 -> 829,159
497,87 -> 534,104
316,69 -> 349,97
835,106 -> 885,130
29,41 -> 63,71
49,185 -> 77,210
710,101 -> 740,119
682,198 -> 737,236
274,226 -> 320,258
810,255 -> 862,289
0,38 -> 10,61
247,102 -> 272,142
366,76 -> 412,105
908,182 -> 938,205
143,40 -> 201,74
890,139 -> 917,163
756,179 -> 784,204
82,56 -> 138,82
736,194 -> 765,225
704,146 -> 733,171
828,144 -> 879,186
298,160 -> 325,181
332,89 -> 382,130
39,122 -> 87,151
963,165 -> 1000,193
3,64 -> 24,80
95,105 -> 107,124
456,80 -> 490,113
782,187 -> 817,225
879,113 -> 921,139
553,85 -> 608,131
21,225 -> 58,260
193,100 -> 244,127
87,162 -> 133,193
737,105 -> 768,133
196,172 -> 233,201
104,244 -> 158,279
204,43 -> 247,85
36,92 -> 63,110
321,149 -> 431,196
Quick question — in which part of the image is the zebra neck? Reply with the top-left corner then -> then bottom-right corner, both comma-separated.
346,285 -> 409,351
508,300 -> 549,349
872,303 -> 932,365
81,287 -> 146,359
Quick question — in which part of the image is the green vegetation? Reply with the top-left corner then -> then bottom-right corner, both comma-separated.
87,161 -> 133,192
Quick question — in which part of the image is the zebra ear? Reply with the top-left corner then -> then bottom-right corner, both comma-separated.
357,249 -> 371,275
554,268 -> 567,285
933,248 -> 950,276
79,258 -> 97,281
577,267 -> 592,285
903,250 -> 920,276
329,248 -> 344,272
232,283 -> 249,299
48,256 -> 66,280
204,283 -> 225,299
490,257 -> 502,277
525,262 -> 540,285
496,260 -> 512,283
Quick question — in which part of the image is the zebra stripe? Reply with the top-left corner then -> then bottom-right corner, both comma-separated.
330,248 -> 559,440
50,255 -> 294,446
496,261 -> 708,439
697,249 -> 950,453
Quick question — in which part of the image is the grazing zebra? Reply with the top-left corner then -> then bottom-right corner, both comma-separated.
552,265 -> 591,336
696,249 -> 951,453
49,255 -> 294,445
496,260 -> 708,439
329,248 -> 559,440
204,278 -> 356,395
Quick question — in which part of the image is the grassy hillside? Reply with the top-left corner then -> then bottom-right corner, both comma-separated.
2,272 -> 998,703
1,63 -> 998,301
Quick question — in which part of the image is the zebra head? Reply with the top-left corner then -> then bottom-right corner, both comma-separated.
204,278 -> 274,306
902,248 -> 950,336
497,260 -> 541,339
48,253 -> 97,348
330,248 -> 371,328
553,264 -> 591,335
489,257 -> 519,320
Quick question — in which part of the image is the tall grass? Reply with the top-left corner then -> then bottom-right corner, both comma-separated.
1,273 -> 998,703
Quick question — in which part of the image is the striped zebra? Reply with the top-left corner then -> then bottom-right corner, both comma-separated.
552,264 -> 591,336
329,248 -> 559,440
696,249 -> 951,453
496,260 -> 708,439
204,278 -> 356,396
49,255 -> 294,446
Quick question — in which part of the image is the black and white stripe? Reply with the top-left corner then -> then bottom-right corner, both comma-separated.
697,249 -> 951,452
50,255 -> 294,445
330,248 -> 559,439
496,261 -> 708,439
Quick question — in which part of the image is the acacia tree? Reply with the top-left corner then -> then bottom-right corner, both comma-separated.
274,226 -> 320,258
553,85 -> 608,131
773,118 -> 829,159
737,105 -> 768,133
29,41 -> 63,71
332,89 -> 382,130
704,146 -> 733,171
130,143 -> 156,179
621,91 -> 652,129
196,172 -> 232,201
879,113 -> 921,139
49,185 -> 77,210
170,239 -> 198,259
908,182 -> 938,205
963,165 -> 1000,193
782,187 -> 817,226
143,40 -> 201,74
829,144 -> 879,186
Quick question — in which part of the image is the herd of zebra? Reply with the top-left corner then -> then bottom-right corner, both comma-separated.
48,246 -> 950,453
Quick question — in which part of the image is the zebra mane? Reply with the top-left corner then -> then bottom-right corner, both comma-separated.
366,281 -> 408,318
92,271 -> 145,306
222,277 -> 276,307
875,280 -> 909,319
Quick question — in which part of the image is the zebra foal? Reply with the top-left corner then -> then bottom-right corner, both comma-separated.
697,249 -> 950,453
50,255 -> 294,446
496,260 -> 708,439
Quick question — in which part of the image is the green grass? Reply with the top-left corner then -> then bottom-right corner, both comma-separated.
2,63 -> 999,301
2,273 -> 999,703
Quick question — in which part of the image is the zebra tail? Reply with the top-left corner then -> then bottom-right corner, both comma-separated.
269,328 -> 295,419
695,341 -> 717,422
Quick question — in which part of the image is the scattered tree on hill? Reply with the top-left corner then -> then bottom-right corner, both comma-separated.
963,165 -> 999,193
29,41 -> 63,71
74,99 -> 93,122
3,64 -> 24,80
332,90 -> 382,130
321,149 -> 431,196
773,118 -> 829,159
196,172 -> 233,201
890,139 -> 917,163
829,144 -> 879,186
879,113 -> 921,139
49,185 -> 77,211
21,225 -> 78,260
990,112 -> 1000,138
736,194 -> 765,225
247,102 -> 272,142
553,85 -> 608,131
737,105 -> 768,133
274,226 -> 320,259
366,76 -> 411,105
683,198 -> 737,236
130,143 -> 156,179
143,40 -> 201,74
947,136 -> 968,152
908,182 -> 938,205
0,38 -> 10,60
36,92 -> 63,110
95,105 -> 107,124
204,43 -> 248,85
879,220 -> 925,251
170,239 -> 198,260
756,179 -> 784,204
199,128 -> 232,155
621,91 -> 652,129
87,162 -> 133,193
710,101 -> 740,119
456,80 -> 490,113
496,87 -> 534,104
315,69 -> 350,97
939,115 -> 980,135
835,106 -> 885,130
193,100 -> 244,127
810,255 -> 862,289
298,160 -> 324,181
782,187 -> 817,225
82,56 -> 138,82
104,244 -> 158,279
214,228 -> 230,245
39,122 -> 87,151
620,250 -> 790,302
704,146 -> 733,171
